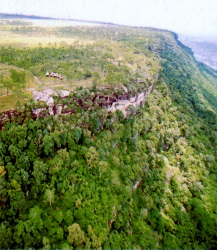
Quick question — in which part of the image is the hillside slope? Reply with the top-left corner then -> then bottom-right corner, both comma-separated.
0,25 -> 216,249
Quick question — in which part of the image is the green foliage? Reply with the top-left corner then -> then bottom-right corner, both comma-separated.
0,68 -> 26,95
0,24 -> 216,249
10,69 -> 25,84
68,223 -> 86,247
44,189 -> 55,207
158,36 -> 217,128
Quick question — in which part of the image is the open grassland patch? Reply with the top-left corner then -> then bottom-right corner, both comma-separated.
0,27 -> 94,48
0,90 -> 31,112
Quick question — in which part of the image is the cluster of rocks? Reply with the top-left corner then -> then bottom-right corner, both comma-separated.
31,87 -> 149,118
0,73 -> 158,132
31,77 -> 155,118
32,89 -> 70,115
107,92 -> 146,118
46,72 -> 64,80
107,83 -> 154,118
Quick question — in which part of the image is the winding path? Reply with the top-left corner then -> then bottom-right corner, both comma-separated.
33,75 -> 42,85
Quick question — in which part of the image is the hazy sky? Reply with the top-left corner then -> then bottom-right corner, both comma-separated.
0,0 -> 217,39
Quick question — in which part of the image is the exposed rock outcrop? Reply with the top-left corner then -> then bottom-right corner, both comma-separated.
32,89 -> 70,115
0,75 -> 158,130
46,72 -> 64,80
107,81 -> 154,118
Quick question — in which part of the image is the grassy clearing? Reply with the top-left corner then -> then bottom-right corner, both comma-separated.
0,27 -> 94,48
0,90 -> 32,112
41,76 -> 93,90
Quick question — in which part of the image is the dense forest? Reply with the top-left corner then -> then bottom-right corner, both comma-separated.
0,23 -> 216,248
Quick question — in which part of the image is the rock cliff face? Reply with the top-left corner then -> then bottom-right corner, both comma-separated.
0,72 -> 158,130
107,83 -> 154,118
31,73 -> 157,118
32,88 -> 150,118
32,89 -> 71,116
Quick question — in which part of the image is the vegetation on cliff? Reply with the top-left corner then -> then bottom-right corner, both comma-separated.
0,22 -> 216,248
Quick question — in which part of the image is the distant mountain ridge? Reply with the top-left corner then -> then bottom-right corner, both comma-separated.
0,12 -> 117,26
0,13 -> 56,20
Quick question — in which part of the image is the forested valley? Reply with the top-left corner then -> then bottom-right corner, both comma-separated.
0,22 -> 216,249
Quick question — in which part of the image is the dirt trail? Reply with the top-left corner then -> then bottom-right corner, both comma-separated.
33,75 -> 42,85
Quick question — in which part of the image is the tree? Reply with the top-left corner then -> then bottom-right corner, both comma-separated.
2,76 -> 13,95
67,223 -> 85,247
32,160 -> 48,186
45,189 -> 55,207
10,69 -> 25,84
42,135 -> 54,155
92,72 -> 100,92
10,69 -> 26,94
85,146 -> 99,169
28,206 -> 43,230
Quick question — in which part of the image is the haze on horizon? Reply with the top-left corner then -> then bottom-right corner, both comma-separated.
0,0 -> 217,40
